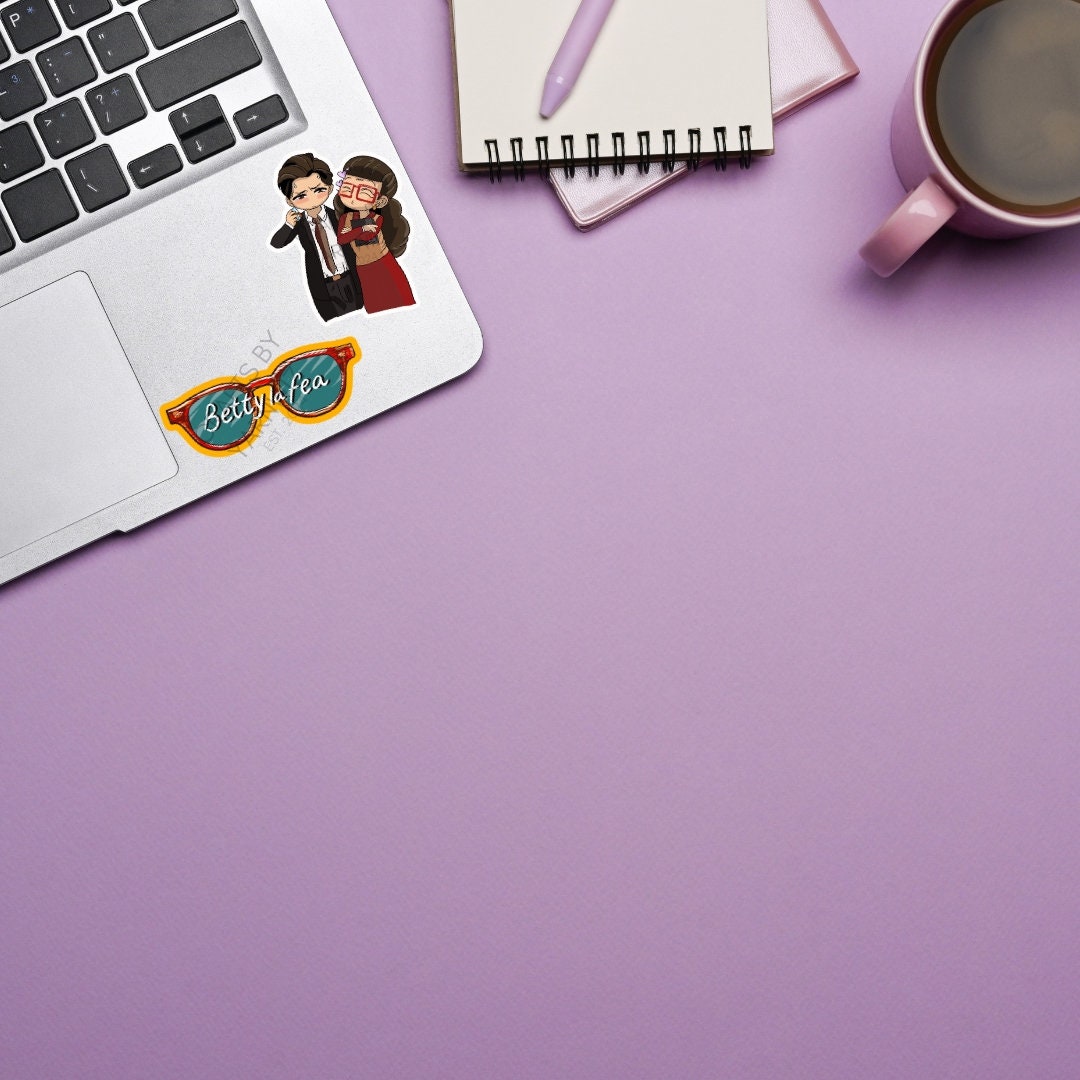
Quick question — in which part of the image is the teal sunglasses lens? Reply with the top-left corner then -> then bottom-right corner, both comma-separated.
189,388 -> 259,448
278,353 -> 345,416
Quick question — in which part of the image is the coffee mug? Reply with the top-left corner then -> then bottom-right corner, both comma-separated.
861,0 -> 1080,276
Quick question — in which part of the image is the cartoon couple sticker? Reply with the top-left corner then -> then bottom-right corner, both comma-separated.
271,152 -> 415,322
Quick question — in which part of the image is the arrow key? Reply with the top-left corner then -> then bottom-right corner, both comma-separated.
234,94 -> 287,140
128,143 -> 181,189
168,94 -> 223,139
180,117 -> 233,164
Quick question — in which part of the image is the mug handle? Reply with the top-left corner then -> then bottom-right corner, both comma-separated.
860,177 -> 959,276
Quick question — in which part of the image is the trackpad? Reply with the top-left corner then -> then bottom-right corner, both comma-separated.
0,272 -> 177,557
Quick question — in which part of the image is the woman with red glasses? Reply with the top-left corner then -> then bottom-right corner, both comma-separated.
334,155 -> 416,314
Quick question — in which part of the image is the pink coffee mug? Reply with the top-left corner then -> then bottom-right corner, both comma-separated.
860,0 -> 1080,276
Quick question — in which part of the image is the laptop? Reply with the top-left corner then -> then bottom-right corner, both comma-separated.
0,0 -> 482,586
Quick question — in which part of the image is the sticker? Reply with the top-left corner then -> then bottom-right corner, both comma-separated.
270,152 -> 416,322
162,338 -> 360,455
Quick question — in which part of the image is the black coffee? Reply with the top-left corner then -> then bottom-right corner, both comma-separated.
926,0 -> 1080,214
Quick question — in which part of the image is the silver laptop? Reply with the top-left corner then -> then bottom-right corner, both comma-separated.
0,0 -> 482,586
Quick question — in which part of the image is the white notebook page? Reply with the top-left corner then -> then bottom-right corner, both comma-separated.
450,0 -> 774,169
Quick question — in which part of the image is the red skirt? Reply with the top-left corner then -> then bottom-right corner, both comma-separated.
355,253 -> 416,314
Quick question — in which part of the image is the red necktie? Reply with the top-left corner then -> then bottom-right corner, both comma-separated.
313,218 -> 336,276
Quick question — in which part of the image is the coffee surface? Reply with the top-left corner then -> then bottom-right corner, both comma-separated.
928,0 -> 1080,214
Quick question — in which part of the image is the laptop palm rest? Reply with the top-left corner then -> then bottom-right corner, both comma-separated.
0,272 -> 177,558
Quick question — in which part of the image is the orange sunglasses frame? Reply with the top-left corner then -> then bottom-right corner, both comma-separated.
162,339 -> 360,455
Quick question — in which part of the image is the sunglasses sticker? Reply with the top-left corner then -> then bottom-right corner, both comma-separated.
271,152 -> 416,322
161,338 -> 361,456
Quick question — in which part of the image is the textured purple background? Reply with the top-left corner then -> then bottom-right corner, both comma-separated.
2,1 -> 1079,1077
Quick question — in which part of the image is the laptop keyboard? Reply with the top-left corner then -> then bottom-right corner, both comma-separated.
0,0 -> 296,262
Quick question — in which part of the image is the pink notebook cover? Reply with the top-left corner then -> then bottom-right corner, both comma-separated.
549,0 -> 858,230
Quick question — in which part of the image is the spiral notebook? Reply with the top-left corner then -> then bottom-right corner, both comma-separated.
448,0 -> 774,176
550,0 -> 858,228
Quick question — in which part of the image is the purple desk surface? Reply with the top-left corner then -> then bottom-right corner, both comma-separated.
2,2 -> 1078,1078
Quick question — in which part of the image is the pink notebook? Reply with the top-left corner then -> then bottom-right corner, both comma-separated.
550,0 -> 858,229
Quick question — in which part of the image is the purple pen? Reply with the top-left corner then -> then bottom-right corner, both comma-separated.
539,0 -> 618,119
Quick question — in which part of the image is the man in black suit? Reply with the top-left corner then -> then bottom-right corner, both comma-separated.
271,153 -> 362,322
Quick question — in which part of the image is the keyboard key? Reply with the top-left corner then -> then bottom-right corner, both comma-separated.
179,117 -> 231,163
0,59 -> 44,120
1,168 -> 78,239
1,1 -> 60,53
58,0 -> 113,30
35,98 -> 94,158
0,210 -> 12,252
128,142 -> 180,187
137,21 -> 260,111
168,94 -> 233,163
0,29 -> 8,64
168,93 -> 222,138
234,94 -> 287,140
66,143 -> 127,210
0,119 -> 43,180
86,73 -> 143,133
88,12 -> 146,74
37,37 -> 97,97
139,0 -> 237,50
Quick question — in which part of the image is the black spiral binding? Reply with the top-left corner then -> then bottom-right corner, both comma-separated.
484,139 -> 501,183
687,128 -> 702,172
612,132 -> 626,175
536,136 -> 551,176
738,125 -> 753,170
561,135 -> 576,178
510,137 -> 525,181
713,127 -> 728,171
586,133 -> 601,177
662,130 -> 677,173
636,131 -> 651,174
482,126 -> 755,181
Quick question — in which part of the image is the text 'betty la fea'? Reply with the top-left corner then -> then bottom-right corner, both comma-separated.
200,368 -> 336,433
